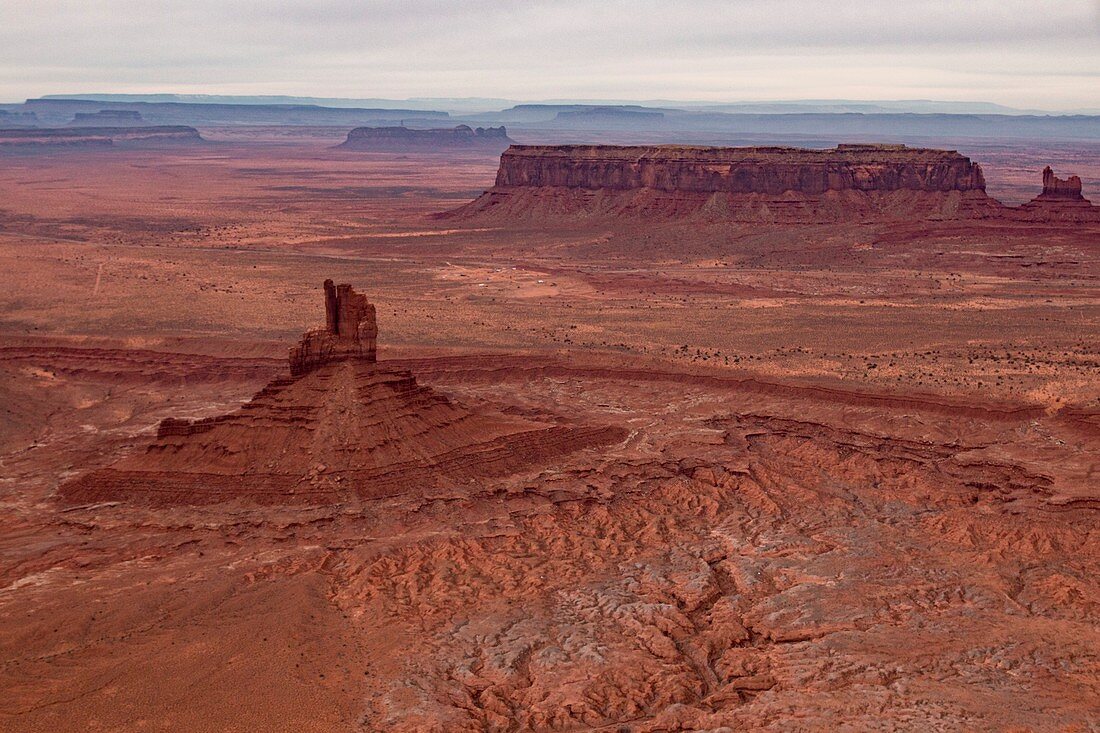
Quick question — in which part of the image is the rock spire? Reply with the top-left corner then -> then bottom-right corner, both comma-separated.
289,280 -> 377,377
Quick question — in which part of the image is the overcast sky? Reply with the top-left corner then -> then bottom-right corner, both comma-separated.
1,0 -> 1098,109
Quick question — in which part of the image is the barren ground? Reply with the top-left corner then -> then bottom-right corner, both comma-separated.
1,131 -> 1098,731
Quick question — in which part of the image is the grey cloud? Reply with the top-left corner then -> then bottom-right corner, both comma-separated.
0,0 -> 1097,107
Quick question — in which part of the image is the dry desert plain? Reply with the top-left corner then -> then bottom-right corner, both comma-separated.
1,130 -> 1099,731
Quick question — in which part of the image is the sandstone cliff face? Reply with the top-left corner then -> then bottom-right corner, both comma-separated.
446,144 -> 1003,223
493,144 -> 987,195
337,124 -> 512,151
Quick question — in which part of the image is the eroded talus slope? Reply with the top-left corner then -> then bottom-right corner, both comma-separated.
61,360 -> 623,505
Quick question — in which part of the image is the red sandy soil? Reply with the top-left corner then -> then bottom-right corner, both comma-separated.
1,130 -> 1098,731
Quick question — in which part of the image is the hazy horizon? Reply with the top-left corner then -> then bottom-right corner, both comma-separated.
2,1 -> 1098,111
15,93 -> 1100,116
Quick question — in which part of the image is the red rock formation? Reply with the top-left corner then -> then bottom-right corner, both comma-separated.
1038,166 -> 1085,200
492,144 -> 987,194
1016,166 -> 1098,221
288,280 -> 377,377
59,282 -> 623,505
445,144 -> 1005,222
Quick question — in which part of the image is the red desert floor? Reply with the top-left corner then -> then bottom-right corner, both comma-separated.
1,133 -> 1098,731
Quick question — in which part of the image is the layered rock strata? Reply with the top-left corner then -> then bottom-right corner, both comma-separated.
337,124 -> 512,152
60,281 -> 623,505
446,144 -> 1004,222
68,110 -> 145,126
492,144 -> 987,193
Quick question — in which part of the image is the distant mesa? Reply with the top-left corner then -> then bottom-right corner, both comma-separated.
445,143 -> 1003,223
67,109 -> 146,126
60,280 -> 623,506
0,109 -> 38,127
337,124 -> 513,152
493,104 -> 676,124
553,106 -> 666,123
23,97 -> 450,127
0,125 -> 204,152
492,144 -> 988,193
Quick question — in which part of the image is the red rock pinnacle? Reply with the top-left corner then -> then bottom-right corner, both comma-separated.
1038,166 -> 1085,201
58,278 -> 623,506
289,280 -> 377,377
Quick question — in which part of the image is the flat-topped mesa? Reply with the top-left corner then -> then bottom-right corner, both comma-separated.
445,143 -> 1002,223
0,125 -> 204,152
492,144 -> 987,194
68,110 -> 145,126
288,280 -> 377,377
1038,166 -> 1085,201
337,124 -> 513,151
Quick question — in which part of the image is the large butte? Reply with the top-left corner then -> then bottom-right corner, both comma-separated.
61,281 -> 624,506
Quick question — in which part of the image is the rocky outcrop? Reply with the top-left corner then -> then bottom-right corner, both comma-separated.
0,125 -> 203,152
445,144 -> 1004,223
337,124 -> 512,152
59,281 -> 623,506
1039,166 -> 1085,200
1016,166 -> 1098,221
289,280 -> 377,377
